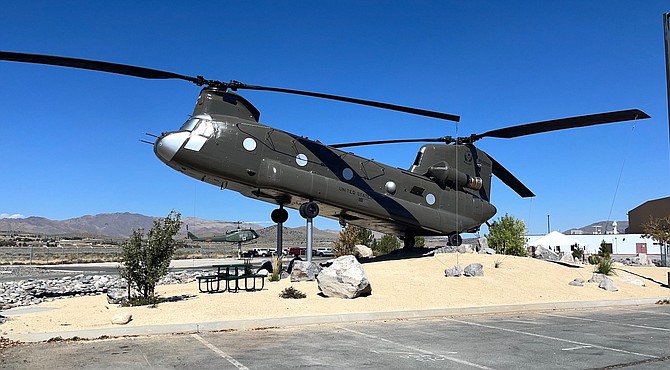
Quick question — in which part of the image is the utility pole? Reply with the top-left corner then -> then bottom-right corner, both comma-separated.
664,13 -> 670,170
547,215 -> 550,233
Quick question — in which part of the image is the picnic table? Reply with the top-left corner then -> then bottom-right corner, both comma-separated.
196,263 -> 265,293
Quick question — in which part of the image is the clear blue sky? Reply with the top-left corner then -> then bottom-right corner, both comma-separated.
1,1 -> 668,235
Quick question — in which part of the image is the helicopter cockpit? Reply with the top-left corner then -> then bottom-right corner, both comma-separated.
179,114 -> 214,133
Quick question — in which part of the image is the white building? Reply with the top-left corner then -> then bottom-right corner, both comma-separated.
526,233 -> 658,258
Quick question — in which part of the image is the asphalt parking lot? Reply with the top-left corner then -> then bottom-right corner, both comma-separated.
2,304 -> 670,369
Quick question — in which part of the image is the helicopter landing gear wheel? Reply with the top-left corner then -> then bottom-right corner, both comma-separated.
448,233 -> 462,246
271,207 -> 288,224
299,201 -> 319,219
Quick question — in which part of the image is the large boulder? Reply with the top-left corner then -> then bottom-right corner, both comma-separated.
599,278 -> 619,292
290,261 -> 321,282
111,313 -> 132,325
317,255 -> 372,299
533,246 -> 559,261
476,237 -> 489,252
354,244 -> 374,258
559,252 -> 575,264
463,263 -> 484,277
588,273 -> 607,284
437,245 -> 468,254
106,288 -> 128,305
444,265 -> 462,277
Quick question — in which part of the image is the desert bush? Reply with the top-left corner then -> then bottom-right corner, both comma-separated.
279,286 -> 306,299
594,258 -> 616,276
587,255 -> 601,265
371,234 -> 401,256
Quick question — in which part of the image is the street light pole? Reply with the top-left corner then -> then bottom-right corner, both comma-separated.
547,215 -> 550,233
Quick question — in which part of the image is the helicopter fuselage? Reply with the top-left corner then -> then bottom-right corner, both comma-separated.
154,87 -> 496,238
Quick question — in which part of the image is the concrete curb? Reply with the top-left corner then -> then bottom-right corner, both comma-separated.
7,297 -> 664,342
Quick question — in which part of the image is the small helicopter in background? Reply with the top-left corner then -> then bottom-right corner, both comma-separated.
186,229 -> 259,243
0,52 -> 650,248
185,222 -> 260,259
185,222 -> 259,243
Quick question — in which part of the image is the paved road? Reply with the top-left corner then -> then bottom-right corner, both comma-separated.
2,305 -> 670,369
0,256 -> 333,282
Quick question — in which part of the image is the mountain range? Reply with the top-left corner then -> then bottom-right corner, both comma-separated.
563,220 -> 628,235
0,213 -> 339,245
0,212 -> 628,241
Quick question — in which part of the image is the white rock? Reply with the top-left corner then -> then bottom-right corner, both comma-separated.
111,313 -> 132,325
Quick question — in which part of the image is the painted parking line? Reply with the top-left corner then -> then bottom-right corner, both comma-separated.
562,345 -> 592,351
444,318 -> 658,359
191,333 -> 249,370
538,312 -> 670,332
337,326 -> 494,369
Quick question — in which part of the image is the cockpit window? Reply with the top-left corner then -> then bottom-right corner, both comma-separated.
413,151 -> 423,167
180,118 -> 199,131
179,114 -> 213,132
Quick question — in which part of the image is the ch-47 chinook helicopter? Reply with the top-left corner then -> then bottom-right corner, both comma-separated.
0,52 -> 651,248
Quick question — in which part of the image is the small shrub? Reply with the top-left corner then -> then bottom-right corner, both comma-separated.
279,286 -> 306,299
588,255 -> 602,265
594,258 -> 616,276
494,259 -> 503,268
572,248 -> 584,261
598,241 -> 612,259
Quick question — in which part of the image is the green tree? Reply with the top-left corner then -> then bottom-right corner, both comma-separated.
120,210 -> 182,300
642,216 -> 670,248
333,224 -> 359,257
334,225 -> 377,256
486,213 -> 528,256
598,240 -> 612,259
372,234 -> 401,256
355,227 -> 374,247
414,236 -> 425,248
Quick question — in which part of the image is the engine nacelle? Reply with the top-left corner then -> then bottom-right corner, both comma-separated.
427,161 -> 483,191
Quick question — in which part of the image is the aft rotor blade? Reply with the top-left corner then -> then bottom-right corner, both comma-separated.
0,51 -> 212,85
474,109 -> 650,140
231,82 -> 461,122
488,155 -> 535,198
330,137 -> 453,149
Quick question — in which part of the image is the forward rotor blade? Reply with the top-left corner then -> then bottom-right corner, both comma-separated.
0,51 -> 212,85
1,51 -> 461,122
474,109 -> 650,140
330,137 -> 452,149
231,82 -> 461,122
488,155 -> 535,198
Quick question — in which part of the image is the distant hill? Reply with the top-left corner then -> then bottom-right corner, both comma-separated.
563,220 -> 628,235
0,213 -> 157,238
0,213 -> 339,246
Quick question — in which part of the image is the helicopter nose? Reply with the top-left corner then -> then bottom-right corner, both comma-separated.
155,132 -> 190,163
